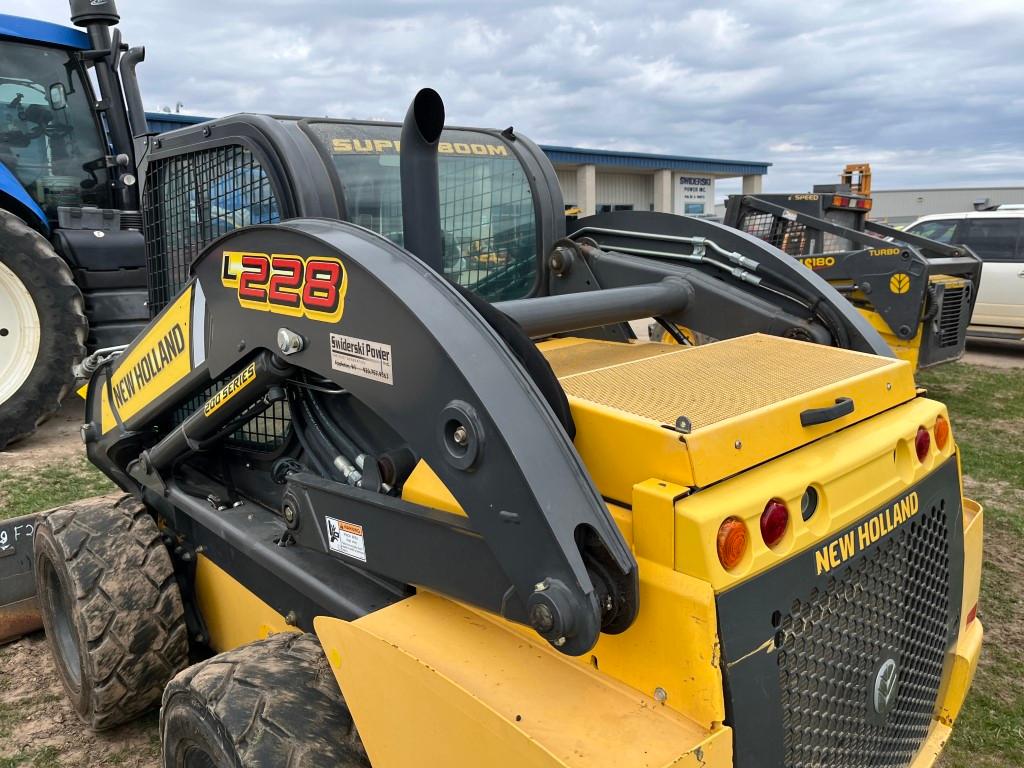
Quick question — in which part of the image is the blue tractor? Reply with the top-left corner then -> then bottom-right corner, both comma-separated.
0,0 -> 150,448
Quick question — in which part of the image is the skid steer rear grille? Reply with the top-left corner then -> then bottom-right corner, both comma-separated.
937,286 -> 969,348
776,501 -> 952,768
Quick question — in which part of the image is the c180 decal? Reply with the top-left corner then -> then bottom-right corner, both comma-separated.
221,251 -> 348,323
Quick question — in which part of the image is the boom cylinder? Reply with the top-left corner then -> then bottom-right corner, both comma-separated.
141,353 -> 293,473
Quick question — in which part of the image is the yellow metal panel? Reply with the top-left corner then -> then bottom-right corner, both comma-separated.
193,555 -> 297,653
675,397 -> 956,591
101,285 -> 194,433
315,594 -> 732,768
581,558 -> 726,728
544,334 -> 916,489
861,308 -> 922,370
633,479 -> 687,567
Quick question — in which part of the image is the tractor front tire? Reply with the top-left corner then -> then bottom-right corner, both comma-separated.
160,633 -> 371,768
0,210 -> 87,450
34,495 -> 189,730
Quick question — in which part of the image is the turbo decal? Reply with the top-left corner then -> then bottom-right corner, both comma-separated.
330,138 -> 508,157
203,362 -> 257,417
870,247 -> 901,257
814,491 -> 920,575
221,251 -> 348,323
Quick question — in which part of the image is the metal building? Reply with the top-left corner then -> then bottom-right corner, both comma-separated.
144,113 -> 769,219
870,186 -> 1024,225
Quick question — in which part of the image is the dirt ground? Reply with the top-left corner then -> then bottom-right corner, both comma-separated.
1,399 -> 87,472
0,634 -> 160,767
961,338 -> 1024,369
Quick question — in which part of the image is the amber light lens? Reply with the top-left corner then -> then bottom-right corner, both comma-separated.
717,517 -> 748,570
934,416 -> 950,451
915,426 -> 931,462
760,499 -> 789,547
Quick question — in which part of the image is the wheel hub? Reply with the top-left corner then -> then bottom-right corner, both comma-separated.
0,262 -> 41,403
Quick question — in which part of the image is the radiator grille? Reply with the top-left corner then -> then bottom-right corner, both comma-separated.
937,285 -> 970,348
143,143 -> 288,451
775,501 -> 952,767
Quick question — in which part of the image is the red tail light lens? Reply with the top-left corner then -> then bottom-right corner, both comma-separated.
915,427 -> 931,462
966,602 -> 978,626
717,517 -> 748,570
934,416 -> 950,451
760,499 -> 789,548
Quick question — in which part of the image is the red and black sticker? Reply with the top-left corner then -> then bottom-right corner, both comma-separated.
220,250 -> 347,323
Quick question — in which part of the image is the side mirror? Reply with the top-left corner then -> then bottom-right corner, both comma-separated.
48,83 -> 67,110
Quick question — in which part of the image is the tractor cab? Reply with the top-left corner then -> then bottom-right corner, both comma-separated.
0,32 -> 113,223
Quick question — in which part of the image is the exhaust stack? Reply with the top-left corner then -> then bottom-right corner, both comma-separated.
400,88 -> 445,273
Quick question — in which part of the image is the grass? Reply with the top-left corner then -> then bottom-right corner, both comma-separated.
0,459 -> 114,521
919,363 -> 1024,768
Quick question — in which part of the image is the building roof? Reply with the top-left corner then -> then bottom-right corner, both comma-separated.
540,145 -> 770,176
0,14 -> 88,49
143,114 -> 769,177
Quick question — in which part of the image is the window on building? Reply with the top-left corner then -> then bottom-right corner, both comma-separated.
685,203 -> 706,215
597,204 -> 634,213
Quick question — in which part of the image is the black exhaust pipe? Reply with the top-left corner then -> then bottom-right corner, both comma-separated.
400,88 -> 445,273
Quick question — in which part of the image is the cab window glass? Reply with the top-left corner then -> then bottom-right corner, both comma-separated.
0,41 -> 111,217
958,218 -> 1023,262
308,122 -> 538,301
906,219 -> 958,244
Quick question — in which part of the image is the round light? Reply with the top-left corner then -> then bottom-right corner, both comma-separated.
760,499 -> 789,548
915,426 -> 931,462
934,416 -> 950,451
717,517 -> 748,570
801,486 -> 819,521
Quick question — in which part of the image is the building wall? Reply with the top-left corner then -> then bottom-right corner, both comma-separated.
556,169 -> 578,205
595,172 -> 653,211
871,187 -> 1024,225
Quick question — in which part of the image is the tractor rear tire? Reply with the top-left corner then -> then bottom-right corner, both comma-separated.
0,210 -> 87,450
34,495 -> 189,730
160,633 -> 371,768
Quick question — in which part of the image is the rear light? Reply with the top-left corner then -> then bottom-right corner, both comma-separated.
717,517 -> 748,570
934,415 -> 950,451
966,602 -> 978,626
857,198 -> 873,210
915,426 -> 931,462
832,195 -> 849,208
760,499 -> 789,547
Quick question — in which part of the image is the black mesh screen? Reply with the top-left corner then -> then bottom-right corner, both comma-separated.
775,501 -> 952,767
144,144 -> 280,314
937,285 -> 971,348
737,211 -> 813,256
143,143 -> 288,451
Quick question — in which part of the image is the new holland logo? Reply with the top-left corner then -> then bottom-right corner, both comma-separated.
889,272 -> 911,294
873,658 -> 899,715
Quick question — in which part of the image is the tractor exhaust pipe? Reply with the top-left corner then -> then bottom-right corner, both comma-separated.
400,88 -> 445,274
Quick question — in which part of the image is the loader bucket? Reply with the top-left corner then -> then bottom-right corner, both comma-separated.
0,513 -> 42,643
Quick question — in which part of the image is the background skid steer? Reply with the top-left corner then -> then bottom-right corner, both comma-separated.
722,181 -> 983,370
12,83 -> 983,768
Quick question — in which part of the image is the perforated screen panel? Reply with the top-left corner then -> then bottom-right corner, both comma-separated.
143,143 -> 288,451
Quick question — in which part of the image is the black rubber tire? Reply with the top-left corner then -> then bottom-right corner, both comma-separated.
160,633 -> 370,768
34,495 -> 189,730
0,209 -> 87,450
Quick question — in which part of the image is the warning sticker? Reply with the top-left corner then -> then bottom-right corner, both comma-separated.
330,333 -> 393,386
325,517 -> 367,562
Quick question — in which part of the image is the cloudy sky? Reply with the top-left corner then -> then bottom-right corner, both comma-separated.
15,0 -> 1024,197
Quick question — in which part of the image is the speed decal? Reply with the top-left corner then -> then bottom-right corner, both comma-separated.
220,251 -> 348,323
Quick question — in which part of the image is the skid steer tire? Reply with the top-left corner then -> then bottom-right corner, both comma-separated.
34,495 -> 189,730
160,633 -> 370,768
0,209 -> 87,450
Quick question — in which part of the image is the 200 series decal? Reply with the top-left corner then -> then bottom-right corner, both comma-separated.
221,250 -> 348,323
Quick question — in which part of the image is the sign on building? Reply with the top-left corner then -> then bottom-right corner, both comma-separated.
674,175 -> 714,216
